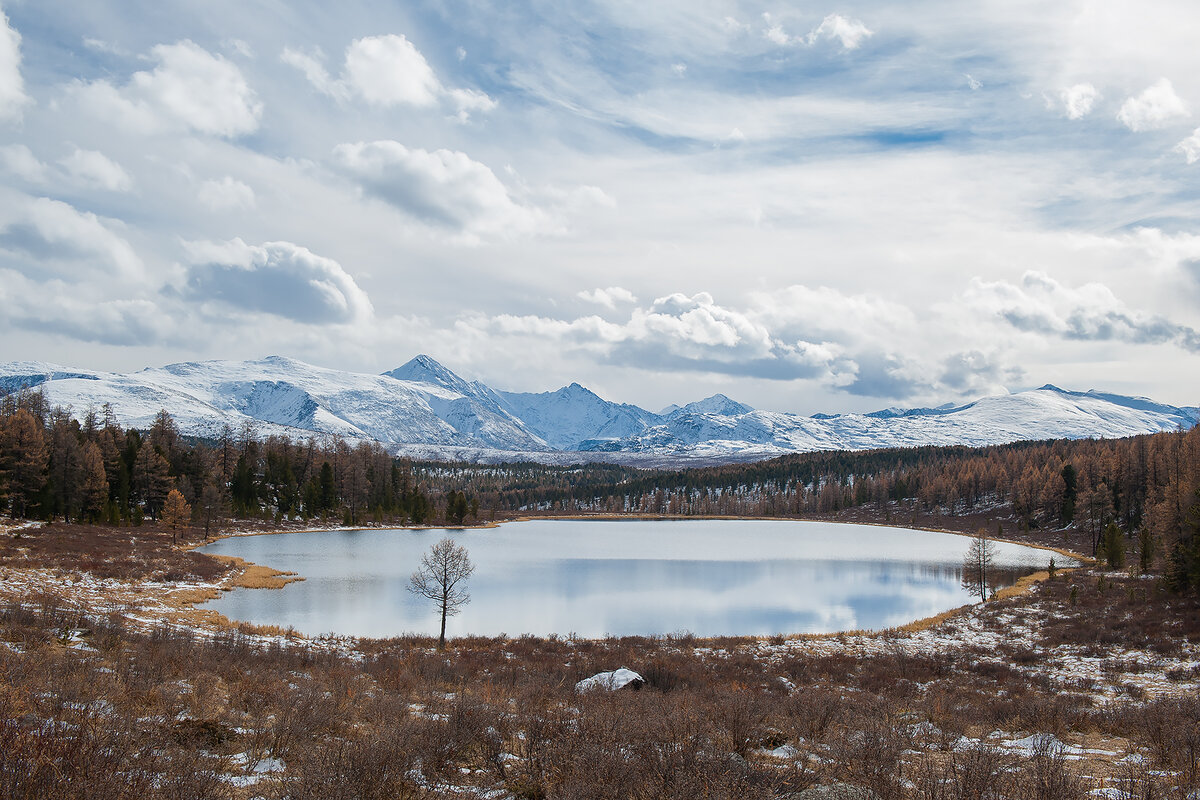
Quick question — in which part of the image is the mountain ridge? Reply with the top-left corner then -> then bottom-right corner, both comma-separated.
1,355 -> 1196,466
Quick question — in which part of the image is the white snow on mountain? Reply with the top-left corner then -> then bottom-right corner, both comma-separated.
0,355 -> 1195,465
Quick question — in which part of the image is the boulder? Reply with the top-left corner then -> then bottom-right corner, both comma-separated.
574,667 -> 645,692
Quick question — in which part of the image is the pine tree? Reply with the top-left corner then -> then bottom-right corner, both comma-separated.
1101,521 -> 1125,569
133,444 -> 171,521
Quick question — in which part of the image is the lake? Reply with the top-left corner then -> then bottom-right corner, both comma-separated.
197,519 -> 1069,639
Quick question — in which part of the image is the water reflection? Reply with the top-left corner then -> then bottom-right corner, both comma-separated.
197,519 -> 1068,638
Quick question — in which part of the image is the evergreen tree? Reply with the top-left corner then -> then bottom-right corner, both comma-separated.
318,461 -> 336,516
1060,463 -> 1077,523
133,444 -> 171,521
1100,521 -> 1125,569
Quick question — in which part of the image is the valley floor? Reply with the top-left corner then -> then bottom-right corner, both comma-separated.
1,516 -> 1198,799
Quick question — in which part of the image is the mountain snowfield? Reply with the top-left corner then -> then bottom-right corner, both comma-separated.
1,356 -> 1196,466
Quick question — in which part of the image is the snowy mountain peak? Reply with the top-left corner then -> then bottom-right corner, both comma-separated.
384,355 -> 472,393
678,394 -> 754,416
1,355 -> 1196,466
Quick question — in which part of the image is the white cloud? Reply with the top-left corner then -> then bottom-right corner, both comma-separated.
0,145 -> 132,192
964,271 -> 1200,352
0,270 -> 172,346
344,34 -> 440,107
0,196 -> 143,281
965,74 -> 982,91
333,140 -> 548,239
578,286 -> 637,308
0,143 -> 46,182
183,239 -> 373,325
72,40 -> 262,137
761,13 -> 872,51
283,34 -> 495,120
1116,78 -> 1188,132
1176,128 -> 1200,164
762,15 -> 791,46
0,6 -> 28,122
197,176 -> 256,211
1058,83 -> 1099,119
806,14 -> 873,50
58,148 -> 133,192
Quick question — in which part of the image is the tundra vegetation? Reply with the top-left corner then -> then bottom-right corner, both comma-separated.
1,389 -> 1199,796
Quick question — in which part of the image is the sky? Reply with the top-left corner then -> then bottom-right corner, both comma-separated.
1,1 -> 1199,415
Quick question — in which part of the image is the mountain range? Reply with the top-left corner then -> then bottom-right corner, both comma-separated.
1,355 -> 1196,466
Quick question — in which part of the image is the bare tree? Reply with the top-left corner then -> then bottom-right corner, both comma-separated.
408,537 -> 475,649
962,528 -> 996,601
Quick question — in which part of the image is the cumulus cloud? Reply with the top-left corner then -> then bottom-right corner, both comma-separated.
578,286 -> 637,308
477,290 -> 856,383
0,6 -> 28,123
58,148 -> 133,192
965,271 -> 1200,352
197,176 -> 256,211
182,239 -> 373,325
333,140 -> 547,239
761,13 -> 872,50
1176,128 -> 1200,164
1057,83 -> 1099,119
282,34 -> 495,120
0,145 -> 133,192
72,40 -> 262,137
0,196 -> 143,280
1117,78 -> 1188,132
806,14 -> 873,50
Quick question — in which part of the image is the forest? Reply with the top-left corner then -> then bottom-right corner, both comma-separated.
2,387 -> 1199,591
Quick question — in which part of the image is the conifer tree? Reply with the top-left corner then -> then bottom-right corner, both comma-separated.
79,441 -> 108,522
1,409 -> 48,518
160,488 -> 191,545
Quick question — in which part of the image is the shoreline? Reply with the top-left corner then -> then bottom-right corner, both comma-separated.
179,514 -> 1091,645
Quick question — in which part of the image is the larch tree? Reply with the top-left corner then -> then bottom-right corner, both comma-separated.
79,441 -> 109,522
1,408 -> 49,518
408,537 -> 475,649
160,488 -> 191,545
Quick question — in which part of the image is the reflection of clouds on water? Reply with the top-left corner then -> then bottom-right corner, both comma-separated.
200,520 -> 1069,638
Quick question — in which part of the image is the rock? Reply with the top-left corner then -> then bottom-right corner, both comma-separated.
575,667 -> 645,692
782,783 -> 878,800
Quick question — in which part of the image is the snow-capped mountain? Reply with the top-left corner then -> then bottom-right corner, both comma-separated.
1,355 -> 1196,465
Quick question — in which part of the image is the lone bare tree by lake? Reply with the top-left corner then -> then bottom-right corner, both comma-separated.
962,527 -> 996,601
408,537 -> 475,649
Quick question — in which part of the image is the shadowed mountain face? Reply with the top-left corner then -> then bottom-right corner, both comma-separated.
2,355 -> 1196,466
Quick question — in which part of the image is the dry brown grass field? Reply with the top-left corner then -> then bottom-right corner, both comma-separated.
2,519 -> 1198,799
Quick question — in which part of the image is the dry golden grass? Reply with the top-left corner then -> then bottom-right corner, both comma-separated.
209,554 -> 303,590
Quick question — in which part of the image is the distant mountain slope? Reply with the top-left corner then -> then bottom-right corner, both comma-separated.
1,355 -> 1195,465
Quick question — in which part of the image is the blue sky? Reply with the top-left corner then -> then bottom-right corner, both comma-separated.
1,0 -> 1198,413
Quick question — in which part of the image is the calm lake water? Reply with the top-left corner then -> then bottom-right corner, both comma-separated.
197,519 -> 1069,639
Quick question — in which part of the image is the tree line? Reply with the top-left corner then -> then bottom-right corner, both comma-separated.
411,429 -> 1200,592
2,388 -> 1197,591
0,391 -> 457,534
